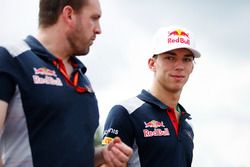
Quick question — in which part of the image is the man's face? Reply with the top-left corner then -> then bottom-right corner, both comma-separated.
149,48 -> 194,93
67,0 -> 102,56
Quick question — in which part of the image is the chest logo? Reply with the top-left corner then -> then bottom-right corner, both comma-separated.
143,120 -> 170,137
33,67 -> 63,86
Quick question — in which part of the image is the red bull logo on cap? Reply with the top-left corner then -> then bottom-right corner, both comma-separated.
168,29 -> 189,38
168,29 -> 190,45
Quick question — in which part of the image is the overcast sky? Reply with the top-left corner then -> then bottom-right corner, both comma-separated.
1,0 -> 250,167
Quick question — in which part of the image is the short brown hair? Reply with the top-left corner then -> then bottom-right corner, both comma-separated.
39,0 -> 87,28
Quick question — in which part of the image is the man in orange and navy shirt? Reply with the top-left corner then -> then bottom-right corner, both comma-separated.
0,0 -> 132,166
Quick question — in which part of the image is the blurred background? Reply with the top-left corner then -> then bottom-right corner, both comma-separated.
1,0 -> 250,166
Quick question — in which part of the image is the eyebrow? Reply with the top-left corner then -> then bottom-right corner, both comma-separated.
184,54 -> 195,59
165,51 -> 176,55
165,51 -> 194,58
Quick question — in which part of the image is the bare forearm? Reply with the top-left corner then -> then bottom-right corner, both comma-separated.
94,146 -> 106,167
0,100 -> 8,130
0,156 -> 3,167
0,100 -> 8,167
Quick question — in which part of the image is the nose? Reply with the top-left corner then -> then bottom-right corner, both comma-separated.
95,22 -> 102,34
174,60 -> 185,71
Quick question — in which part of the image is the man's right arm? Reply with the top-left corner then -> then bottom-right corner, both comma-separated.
0,100 -> 8,167
0,156 -> 2,167
0,100 -> 8,130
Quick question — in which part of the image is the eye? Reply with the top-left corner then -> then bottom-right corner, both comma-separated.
183,57 -> 193,63
166,55 -> 175,61
91,16 -> 98,21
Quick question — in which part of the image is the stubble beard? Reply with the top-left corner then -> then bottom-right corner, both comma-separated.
67,21 -> 91,56
67,33 -> 90,56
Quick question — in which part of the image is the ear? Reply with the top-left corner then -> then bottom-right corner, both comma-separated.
61,5 -> 75,27
148,58 -> 156,72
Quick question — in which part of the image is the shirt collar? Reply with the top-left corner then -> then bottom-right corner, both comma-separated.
24,35 -> 87,74
138,89 -> 191,118
138,89 -> 168,110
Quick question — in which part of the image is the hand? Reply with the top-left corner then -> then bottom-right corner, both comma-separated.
102,137 -> 132,167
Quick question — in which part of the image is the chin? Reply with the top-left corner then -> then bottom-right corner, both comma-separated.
83,47 -> 90,55
171,85 -> 184,92
77,48 -> 90,56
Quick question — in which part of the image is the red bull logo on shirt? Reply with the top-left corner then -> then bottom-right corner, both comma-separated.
33,67 -> 63,86
144,120 -> 165,128
143,120 -> 170,137
143,128 -> 170,137
34,67 -> 57,77
168,29 -> 190,45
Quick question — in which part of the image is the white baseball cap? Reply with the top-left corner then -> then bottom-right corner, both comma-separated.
151,25 -> 201,58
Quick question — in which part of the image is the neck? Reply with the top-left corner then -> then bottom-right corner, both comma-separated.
150,83 -> 181,109
36,27 -> 74,75
36,26 -> 71,63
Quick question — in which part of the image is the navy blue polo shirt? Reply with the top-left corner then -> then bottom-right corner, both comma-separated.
102,89 -> 194,167
0,36 -> 99,167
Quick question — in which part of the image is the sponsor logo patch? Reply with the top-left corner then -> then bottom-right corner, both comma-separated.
102,137 -> 114,145
32,67 -> 63,86
143,120 -> 170,137
168,29 -> 190,45
103,128 -> 119,136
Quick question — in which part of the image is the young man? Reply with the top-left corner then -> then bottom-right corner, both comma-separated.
102,26 -> 201,167
0,0 -> 132,166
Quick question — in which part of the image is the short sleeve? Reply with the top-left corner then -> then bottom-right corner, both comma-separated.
0,47 -> 16,102
102,105 -> 134,147
0,73 -> 16,102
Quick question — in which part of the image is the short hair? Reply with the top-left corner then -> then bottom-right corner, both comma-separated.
39,0 -> 87,28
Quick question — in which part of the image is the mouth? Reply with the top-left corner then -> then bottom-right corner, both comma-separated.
92,35 -> 96,41
90,37 -> 96,45
170,74 -> 185,80
89,39 -> 95,45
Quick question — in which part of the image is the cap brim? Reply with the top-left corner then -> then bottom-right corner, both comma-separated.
153,46 -> 201,58
187,48 -> 201,58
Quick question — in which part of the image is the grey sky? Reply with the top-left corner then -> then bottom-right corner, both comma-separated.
0,1 -> 250,166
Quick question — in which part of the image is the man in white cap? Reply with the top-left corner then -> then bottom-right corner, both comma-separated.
102,25 -> 201,167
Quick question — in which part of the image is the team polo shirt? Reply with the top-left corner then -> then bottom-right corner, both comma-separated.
0,36 -> 99,167
102,89 -> 194,167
